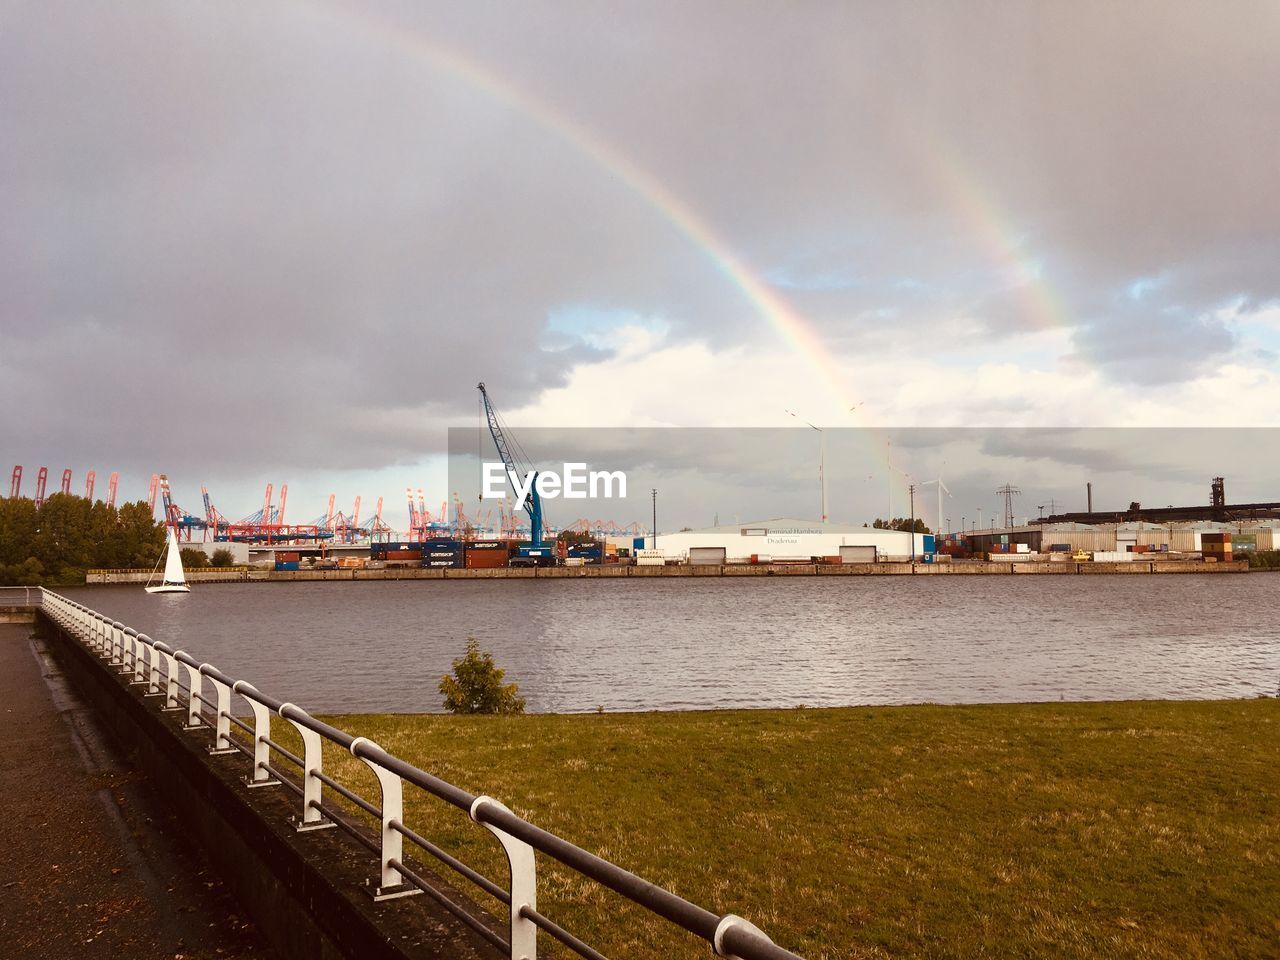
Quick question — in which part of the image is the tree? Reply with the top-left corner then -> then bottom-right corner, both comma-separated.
870,517 -> 930,534
0,494 -> 164,585
209,548 -> 236,568
439,638 -> 526,715
180,547 -> 211,568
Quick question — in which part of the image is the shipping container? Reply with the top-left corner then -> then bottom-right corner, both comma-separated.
464,550 -> 507,568
276,551 -> 302,562
275,561 -> 300,571
386,549 -> 424,561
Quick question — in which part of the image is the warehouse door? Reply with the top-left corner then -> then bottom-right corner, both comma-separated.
840,545 -> 877,563
688,547 -> 727,565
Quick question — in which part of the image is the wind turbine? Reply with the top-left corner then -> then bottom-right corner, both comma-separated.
920,469 -> 951,535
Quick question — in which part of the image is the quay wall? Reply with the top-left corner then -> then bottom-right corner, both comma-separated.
85,559 -> 1250,585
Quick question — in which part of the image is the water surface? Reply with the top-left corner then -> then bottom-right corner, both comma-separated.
63,576 -> 1280,713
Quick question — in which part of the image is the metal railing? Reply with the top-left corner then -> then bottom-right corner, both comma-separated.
38,589 -> 803,960
0,585 -> 42,607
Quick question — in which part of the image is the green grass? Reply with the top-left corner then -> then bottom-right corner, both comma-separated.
292,701 -> 1279,959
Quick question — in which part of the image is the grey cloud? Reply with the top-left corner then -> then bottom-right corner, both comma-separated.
3,0 -> 1278,508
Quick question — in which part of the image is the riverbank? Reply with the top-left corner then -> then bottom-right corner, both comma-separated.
84,558 -> 1251,584
295,700 -> 1278,960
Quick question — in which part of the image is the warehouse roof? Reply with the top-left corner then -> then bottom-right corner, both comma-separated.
669,518 -> 914,537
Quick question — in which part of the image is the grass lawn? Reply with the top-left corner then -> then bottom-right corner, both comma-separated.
301,700 -> 1279,959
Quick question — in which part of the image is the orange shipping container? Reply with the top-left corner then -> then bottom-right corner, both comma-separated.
465,549 -> 509,569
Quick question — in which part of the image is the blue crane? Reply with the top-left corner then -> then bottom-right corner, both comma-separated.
478,381 -> 556,566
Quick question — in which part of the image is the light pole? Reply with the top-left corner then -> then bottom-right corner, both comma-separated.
946,517 -> 951,535
651,488 -> 657,550
785,410 -> 827,523
909,483 -> 916,563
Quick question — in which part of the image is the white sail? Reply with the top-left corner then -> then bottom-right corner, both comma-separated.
146,529 -> 191,592
162,529 -> 186,585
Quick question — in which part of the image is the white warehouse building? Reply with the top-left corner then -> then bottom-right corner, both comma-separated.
650,518 -> 931,564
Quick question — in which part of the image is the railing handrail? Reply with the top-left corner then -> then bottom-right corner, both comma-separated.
37,589 -> 803,960
0,585 -> 42,607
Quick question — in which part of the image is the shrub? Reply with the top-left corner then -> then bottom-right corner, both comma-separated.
209,548 -> 236,568
180,547 -> 211,568
439,638 -> 526,715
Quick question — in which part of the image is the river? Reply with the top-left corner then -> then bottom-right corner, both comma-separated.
61,576 -> 1279,713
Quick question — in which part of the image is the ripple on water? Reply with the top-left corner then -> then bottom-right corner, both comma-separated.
63,575 -> 1280,713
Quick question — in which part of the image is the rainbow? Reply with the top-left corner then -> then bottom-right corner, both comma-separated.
297,0 -> 858,410
292,2 -> 1061,515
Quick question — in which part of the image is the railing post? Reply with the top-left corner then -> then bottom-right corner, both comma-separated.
126,629 -> 148,684
472,796 -> 537,960
232,682 -> 279,788
280,705 -> 335,832
177,655 -> 204,729
349,738 -> 422,902
200,665 -> 237,755
154,643 -> 183,712
112,622 -> 128,669
715,914 -> 777,960
137,635 -> 164,697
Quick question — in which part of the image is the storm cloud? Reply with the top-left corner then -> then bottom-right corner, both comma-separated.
2,1 -> 1277,520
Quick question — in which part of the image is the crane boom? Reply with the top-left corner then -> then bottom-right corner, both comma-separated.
477,382 -> 550,560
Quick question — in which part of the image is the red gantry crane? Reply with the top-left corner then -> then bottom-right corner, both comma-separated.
106,472 -> 119,509
84,470 -> 96,502
35,467 -> 48,508
9,465 -> 20,498
60,469 -> 72,495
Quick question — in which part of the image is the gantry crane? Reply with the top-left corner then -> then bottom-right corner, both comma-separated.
477,382 -> 556,565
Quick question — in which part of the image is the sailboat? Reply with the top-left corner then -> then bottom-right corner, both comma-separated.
145,529 -> 191,594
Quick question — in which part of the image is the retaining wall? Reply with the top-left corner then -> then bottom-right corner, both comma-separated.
37,612 -> 495,960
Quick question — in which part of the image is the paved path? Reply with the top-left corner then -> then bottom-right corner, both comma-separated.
0,622 -> 276,959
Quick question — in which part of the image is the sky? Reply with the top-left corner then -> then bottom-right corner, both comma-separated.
2,1 -> 1278,531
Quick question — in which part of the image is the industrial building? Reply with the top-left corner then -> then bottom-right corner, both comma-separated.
961,520 -> 1279,557
650,519 -> 933,564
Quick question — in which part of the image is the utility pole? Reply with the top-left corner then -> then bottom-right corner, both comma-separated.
996,483 -> 1021,529
785,409 -> 826,523
909,483 -> 916,562
651,489 -> 657,550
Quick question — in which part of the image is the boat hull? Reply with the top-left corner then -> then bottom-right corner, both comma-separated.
145,584 -> 191,594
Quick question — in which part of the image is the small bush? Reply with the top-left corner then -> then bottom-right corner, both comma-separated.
179,548 -> 211,568
440,638 -> 526,715
209,548 -> 236,568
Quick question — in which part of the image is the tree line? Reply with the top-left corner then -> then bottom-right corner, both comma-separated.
0,493 -> 166,585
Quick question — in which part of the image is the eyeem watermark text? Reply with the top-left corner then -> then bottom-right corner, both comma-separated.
482,462 -> 627,505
